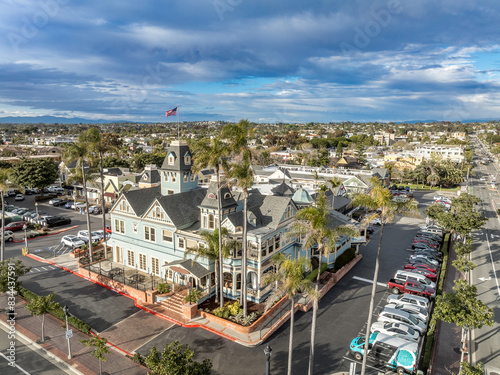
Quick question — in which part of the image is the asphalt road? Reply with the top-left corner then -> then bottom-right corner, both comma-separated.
135,199 -> 432,375
468,163 -> 500,373
0,322 -> 71,374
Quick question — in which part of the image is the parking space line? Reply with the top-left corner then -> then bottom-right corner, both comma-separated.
352,276 -> 386,287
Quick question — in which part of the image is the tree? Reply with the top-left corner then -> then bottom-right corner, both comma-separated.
133,152 -> 166,170
459,362 -> 485,375
144,341 -> 212,375
351,178 -> 420,375
262,254 -> 313,375
0,259 -> 31,292
288,191 -> 357,375
64,131 -> 98,262
26,293 -> 59,343
223,119 -> 254,317
80,335 -> 109,375
0,168 -> 10,261
101,155 -> 130,169
192,137 -> 230,308
9,158 -> 58,190
426,172 -> 440,189
184,229 -> 232,305
434,279 -> 493,329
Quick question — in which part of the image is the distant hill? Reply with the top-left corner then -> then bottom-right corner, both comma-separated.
0,116 -> 128,124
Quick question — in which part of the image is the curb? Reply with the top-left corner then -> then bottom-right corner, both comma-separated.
13,225 -> 79,243
0,318 -> 85,375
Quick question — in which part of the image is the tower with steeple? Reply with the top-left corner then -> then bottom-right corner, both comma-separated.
160,140 -> 198,195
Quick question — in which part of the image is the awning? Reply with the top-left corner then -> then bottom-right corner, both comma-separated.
163,259 -> 210,279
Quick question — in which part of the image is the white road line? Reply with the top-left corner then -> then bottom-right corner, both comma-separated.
40,267 -> 48,271
0,352 -> 30,374
485,233 -> 500,299
352,276 -> 386,287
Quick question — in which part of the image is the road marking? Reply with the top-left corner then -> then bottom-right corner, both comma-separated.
352,276 -> 386,287
0,352 -> 30,374
485,234 -> 500,299
478,277 -> 491,282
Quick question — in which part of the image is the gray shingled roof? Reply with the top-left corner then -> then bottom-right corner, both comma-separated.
164,259 -> 210,279
247,190 -> 293,230
141,169 -> 160,184
271,182 -> 295,196
122,186 -> 161,216
158,188 -> 206,228
199,183 -> 237,210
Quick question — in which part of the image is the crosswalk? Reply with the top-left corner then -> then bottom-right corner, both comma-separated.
28,265 -> 59,273
32,243 -> 71,257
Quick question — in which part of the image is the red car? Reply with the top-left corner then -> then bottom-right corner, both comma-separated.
404,263 -> 437,274
412,239 -> 439,248
2,221 -> 26,232
408,268 -> 437,282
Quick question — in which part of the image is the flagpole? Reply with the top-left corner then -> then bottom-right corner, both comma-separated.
177,105 -> 180,139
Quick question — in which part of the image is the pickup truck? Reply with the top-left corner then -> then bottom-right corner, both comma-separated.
388,279 -> 436,299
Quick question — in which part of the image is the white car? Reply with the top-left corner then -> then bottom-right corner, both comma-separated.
370,321 -> 420,341
72,202 -> 87,210
94,230 -> 110,241
14,194 -> 25,201
77,230 -> 101,243
387,294 -> 430,310
480,177 -> 486,181
61,235 -> 85,249
2,230 -> 14,242
385,303 -> 429,323
433,195 -> 446,201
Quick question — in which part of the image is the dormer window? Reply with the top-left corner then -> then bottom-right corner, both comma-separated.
143,174 -> 148,180
168,152 -> 176,165
184,153 -> 191,165
224,192 -> 231,199
208,193 -> 216,199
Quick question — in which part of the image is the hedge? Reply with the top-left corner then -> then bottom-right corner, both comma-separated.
305,263 -> 328,281
333,247 -> 357,271
19,287 -> 91,334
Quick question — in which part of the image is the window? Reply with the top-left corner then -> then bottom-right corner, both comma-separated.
133,222 -> 138,233
168,154 -> 175,165
268,239 -> 274,254
261,240 -> 267,256
208,214 -> 215,229
184,153 -> 191,165
178,237 -> 185,249
152,206 -> 164,220
162,229 -> 173,242
163,172 -> 168,182
171,173 -> 176,182
183,172 -> 189,182
127,250 -> 134,267
115,246 -> 122,263
139,253 -> 147,271
284,204 -> 293,219
202,215 -> 207,228
115,219 -> 125,234
117,200 -> 129,213
152,257 -> 160,275
145,226 -> 156,242
275,234 -> 281,250
167,190 -> 174,195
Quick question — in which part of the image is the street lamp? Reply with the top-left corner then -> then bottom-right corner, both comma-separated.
22,224 -> 29,255
63,305 -> 72,359
35,201 -> 39,218
264,344 -> 272,375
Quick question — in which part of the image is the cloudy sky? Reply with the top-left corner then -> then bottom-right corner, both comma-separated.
1,0 -> 500,123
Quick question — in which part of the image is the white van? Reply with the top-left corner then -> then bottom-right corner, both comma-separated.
394,270 -> 436,289
420,225 -> 444,237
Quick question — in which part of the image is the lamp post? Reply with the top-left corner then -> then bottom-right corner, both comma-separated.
264,344 -> 272,375
35,201 -> 39,218
22,224 -> 29,255
63,305 -> 72,359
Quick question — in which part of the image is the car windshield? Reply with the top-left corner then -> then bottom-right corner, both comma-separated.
407,327 -> 416,335
407,314 -> 418,324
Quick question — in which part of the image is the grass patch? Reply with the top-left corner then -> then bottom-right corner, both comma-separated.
19,287 -> 91,334
422,232 -> 450,369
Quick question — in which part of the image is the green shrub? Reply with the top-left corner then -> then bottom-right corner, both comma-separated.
213,307 -> 226,318
132,352 -> 145,365
334,247 -> 356,271
156,283 -> 170,294
305,263 -> 328,281
183,289 -> 202,304
227,300 -> 241,316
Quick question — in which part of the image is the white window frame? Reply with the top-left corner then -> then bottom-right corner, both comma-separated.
178,237 -> 185,249
144,226 -> 156,242
115,219 -> 125,234
115,246 -> 122,263
139,253 -> 147,271
152,257 -> 160,276
133,222 -> 138,233
162,229 -> 173,242
127,249 -> 134,267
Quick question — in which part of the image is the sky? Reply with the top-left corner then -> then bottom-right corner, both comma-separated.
1,0 -> 500,124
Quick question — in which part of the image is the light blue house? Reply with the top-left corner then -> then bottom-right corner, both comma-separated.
107,140 -> 354,303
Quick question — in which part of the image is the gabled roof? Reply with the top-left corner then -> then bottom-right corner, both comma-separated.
141,168 -> 161,184
157,188 -> 206,228
199,183 -> 237,210
247,190 -> 294,230
164,259 -> 209,279
122,186 -> 161,216
271,181 -> 295,196
268,167 -> 292,181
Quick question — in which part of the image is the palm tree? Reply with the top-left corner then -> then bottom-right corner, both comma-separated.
326,176 -> 342,210
64,131 -> 97,262
88,130 -> 122,259
222,119 -> 254,316
0,169 -> 9,262
288,191 -> 357,375
351,177 -> 420,375
262,254 -> 313,375
192,137 -> 230,308
184,228 -> 232,303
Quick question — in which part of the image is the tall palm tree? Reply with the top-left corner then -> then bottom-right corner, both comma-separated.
64,131 -> 97,262
222,119 -> 254,316
351,177 -> 420,375
88,130 -> 122,259
262,254 -> 313,375
192,137 -> 230,308
288,191 -> 357,375
184,228 -> 232,303
0,169 -> 10,262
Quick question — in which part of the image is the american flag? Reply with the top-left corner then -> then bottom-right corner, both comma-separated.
165,107 -> 177,117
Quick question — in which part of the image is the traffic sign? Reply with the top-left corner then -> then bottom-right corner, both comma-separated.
66,329 -> 73,339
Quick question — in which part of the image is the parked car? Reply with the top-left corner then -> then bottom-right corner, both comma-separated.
403,263 -> 437,274
411,242 -> 439,251
3,230 -> 14,242
370,321 -> 420,342
72,202 -> 87,210
14,194 -> 25,201
409,254 -> 440,266
49,198 -> 67,206
77,230 -> 101,243
2,221 -> 26,232
88,205 -> 103,214
64,202 -> 73,209
408,257 -> 440,268
366,226 -> 374,234
385,303 -> 429,323
93,230 -> 110,241
61,235 -> 85,249
378,307 -> 427,335
45,216 -> 72,228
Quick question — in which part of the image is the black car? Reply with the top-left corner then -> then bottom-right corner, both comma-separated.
52,199 -> 68,207
45,216 -> 72,228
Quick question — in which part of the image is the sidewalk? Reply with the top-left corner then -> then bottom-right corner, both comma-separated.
0,295 -> 147,375
429,237 -> 463,375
